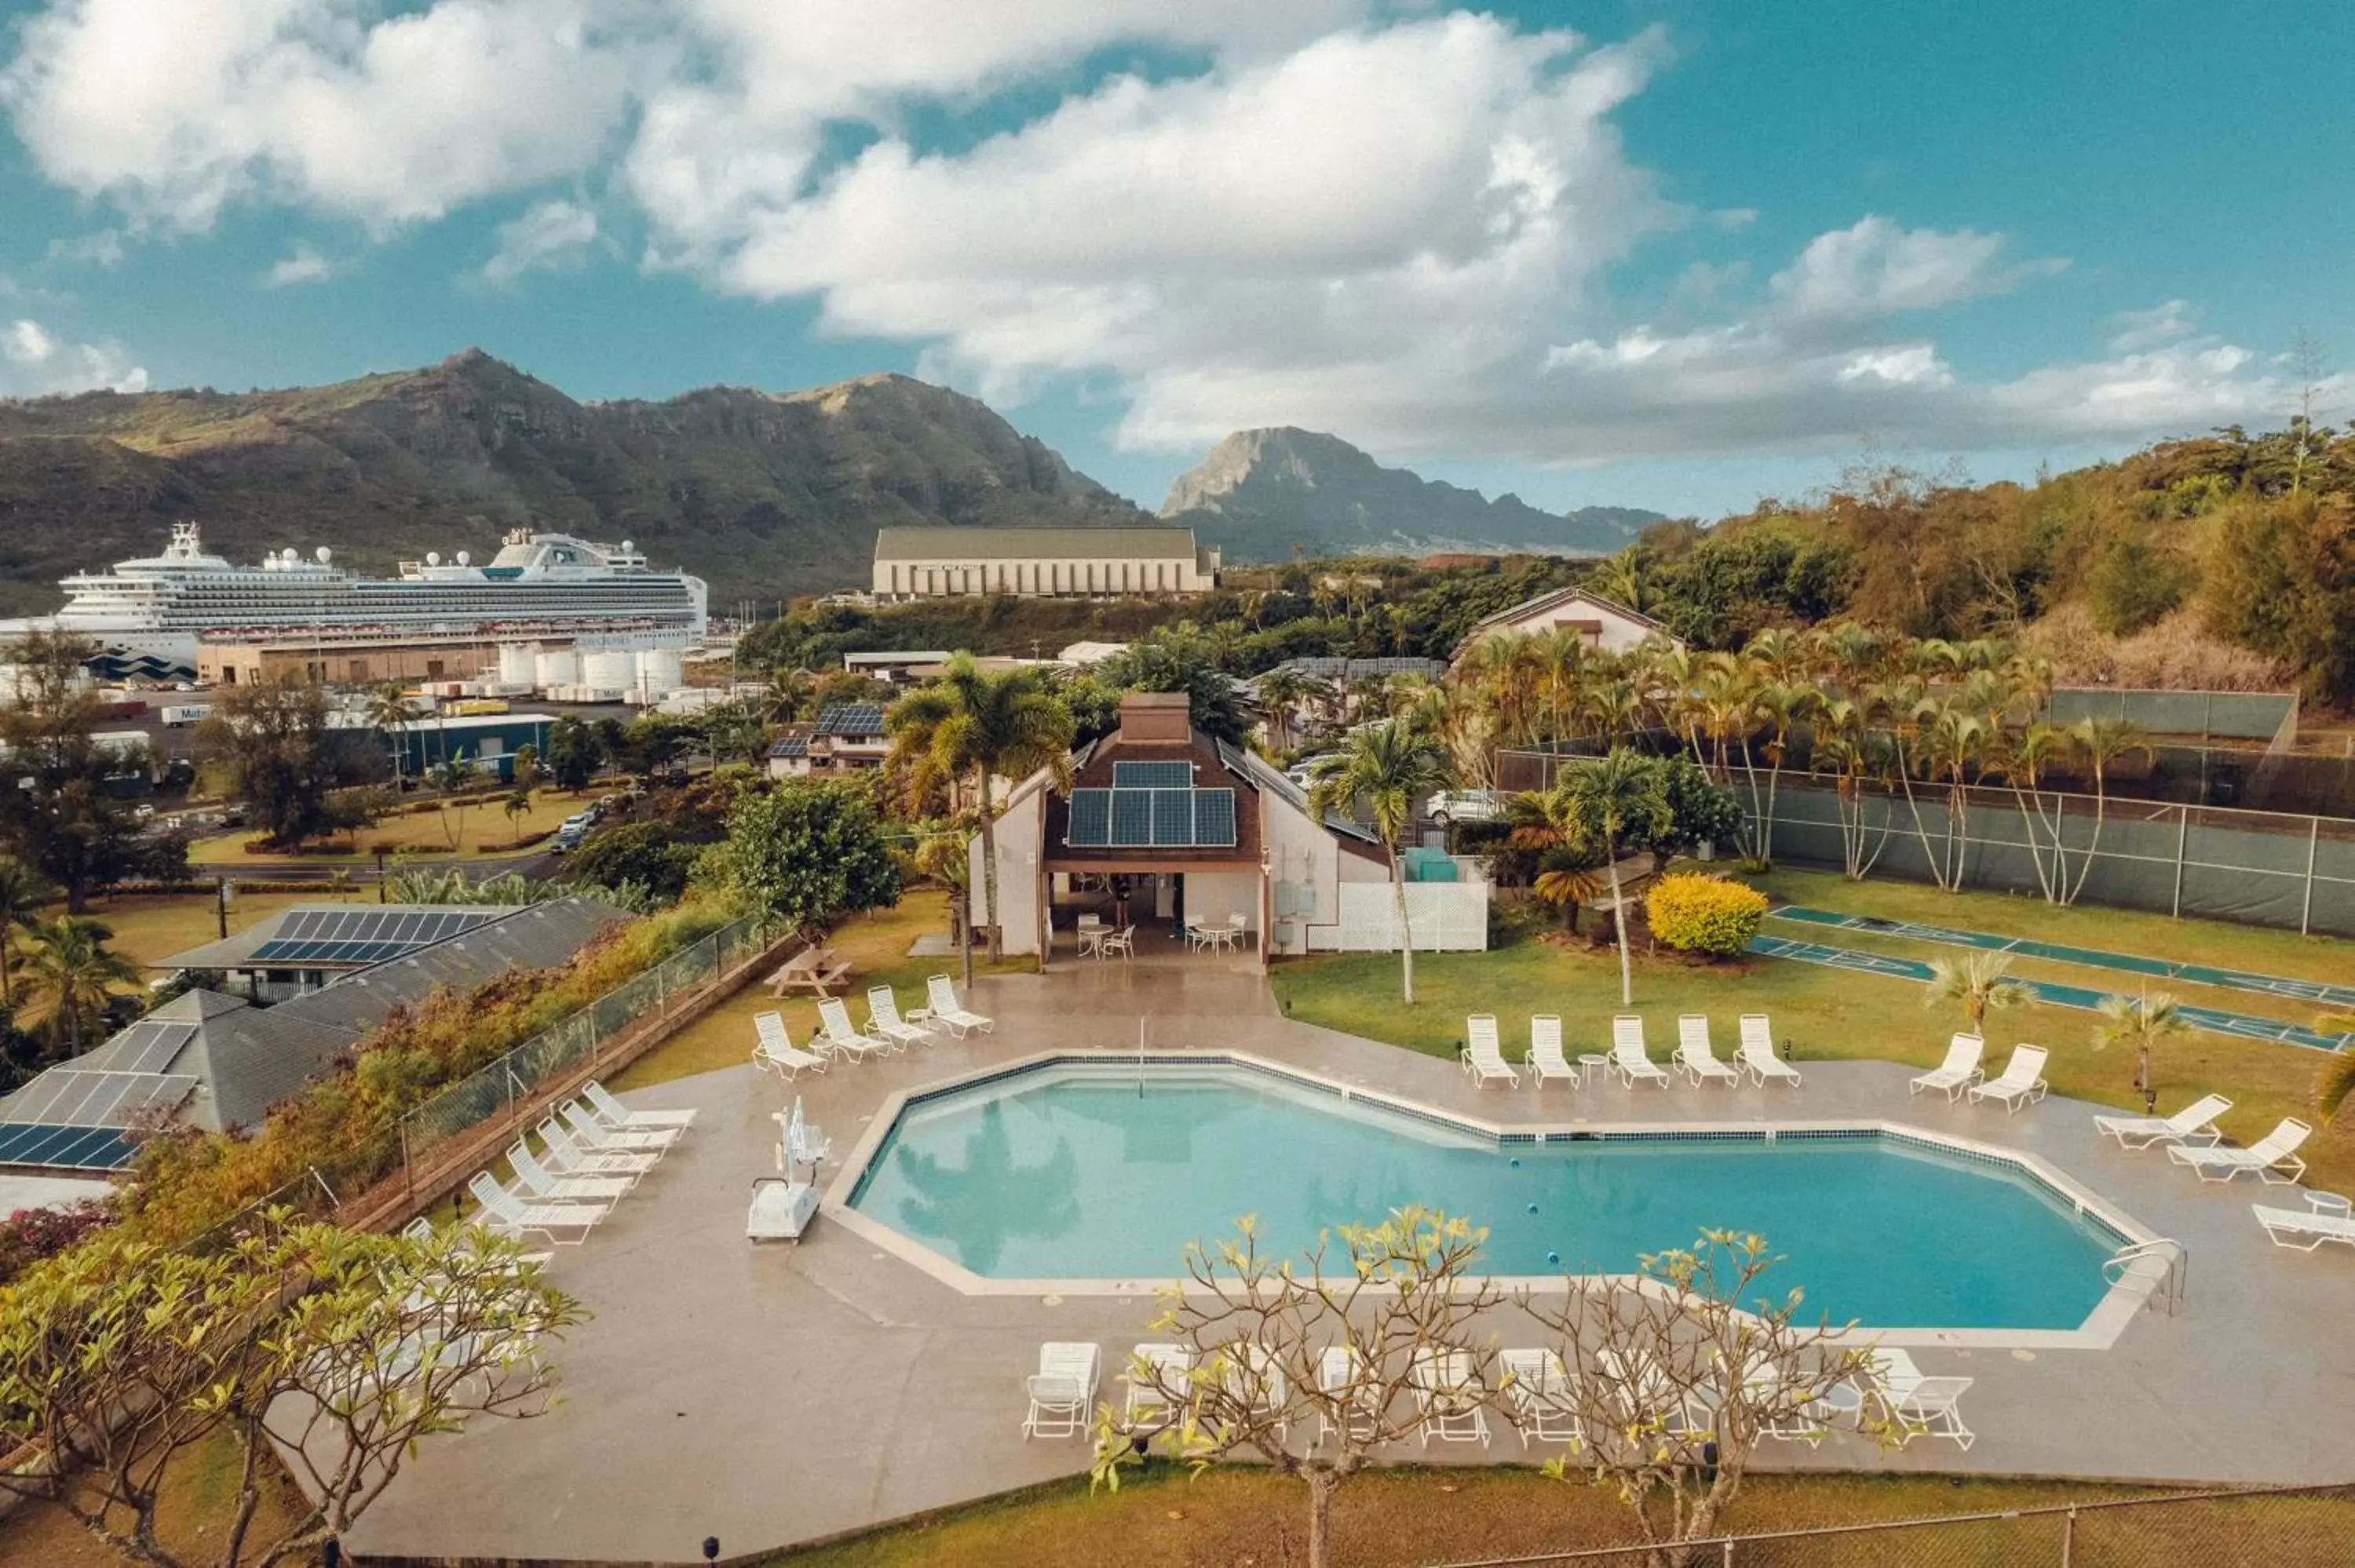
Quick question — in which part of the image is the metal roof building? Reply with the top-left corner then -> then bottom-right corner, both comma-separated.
871,527 -> 1220,600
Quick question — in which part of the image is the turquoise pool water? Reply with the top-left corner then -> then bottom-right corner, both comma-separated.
849,1064 -> 2123,1329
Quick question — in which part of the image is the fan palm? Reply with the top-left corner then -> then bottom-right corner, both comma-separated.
1308,719 -> 1453,1005
0,856 -> 54,1008
23,915 -> 140,1053
1923,952 -> 2031,1033
2093,992 -> 2189,1096
1544,748 -> 1672,1007
887,655 -> 1076,966
367,681 -> 414,789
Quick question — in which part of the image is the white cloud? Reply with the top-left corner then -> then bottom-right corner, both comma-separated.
1769,215 -> 2061,323
261,240 -> 335,287
2,315 -> 148,395
46,228 -> 125,267
2106,298 -> 2196,353
482,199 -> 600,283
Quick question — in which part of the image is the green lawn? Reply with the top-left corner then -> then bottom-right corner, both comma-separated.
186,786 -> 586,864
1272,881 -> 2355,1194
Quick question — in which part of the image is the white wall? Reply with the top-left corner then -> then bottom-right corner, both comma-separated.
970,786 -> 1046,956
1183,872 -> 1258,930
1490,593 -> 1665,654
1308,881 -> 1489,952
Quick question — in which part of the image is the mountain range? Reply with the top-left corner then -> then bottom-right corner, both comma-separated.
0,351 -> 1656,614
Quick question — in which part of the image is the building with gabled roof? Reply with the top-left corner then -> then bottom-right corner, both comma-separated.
1456,585 -> 1677,656
872,526 -> 1220,600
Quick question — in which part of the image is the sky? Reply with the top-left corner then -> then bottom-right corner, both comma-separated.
0,0 -> 2347,522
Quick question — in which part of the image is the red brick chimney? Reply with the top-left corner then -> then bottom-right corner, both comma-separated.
1116,691 -> 1192,743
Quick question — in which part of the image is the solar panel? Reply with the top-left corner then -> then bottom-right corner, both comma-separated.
9,1069 -> 198,1128
0,1122 -> 142,1171
1192,789 -> 1236,847
249,906 -> 498,964
1068,789 -> 1111,846
1115,761 -> 1192,789
1148,789 -> 1192,845
1108,789 -> 1155,846
111,1021 -> 196,1074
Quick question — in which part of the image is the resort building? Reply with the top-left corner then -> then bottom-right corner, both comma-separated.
971,691 -> 1489,964
1456,585 -> 1676,655
871,527 -> 1221,601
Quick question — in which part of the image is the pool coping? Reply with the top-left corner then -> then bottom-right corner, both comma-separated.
821,1047 -> 2173,1352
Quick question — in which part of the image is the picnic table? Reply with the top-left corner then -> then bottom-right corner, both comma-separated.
765,946 -> 851,998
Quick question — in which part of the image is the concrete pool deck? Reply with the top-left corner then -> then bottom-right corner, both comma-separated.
342,962 -> 2355,1565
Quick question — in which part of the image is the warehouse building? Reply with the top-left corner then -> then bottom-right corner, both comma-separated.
871,527 -> 1221,600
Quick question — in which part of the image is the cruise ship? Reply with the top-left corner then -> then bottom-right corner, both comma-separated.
14,524 -> 709,669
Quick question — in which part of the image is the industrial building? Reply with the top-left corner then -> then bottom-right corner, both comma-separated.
871,527 -> 1220,601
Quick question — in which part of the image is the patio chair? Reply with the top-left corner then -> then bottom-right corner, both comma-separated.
466,1172 -> 603,1247
1217,1343 -> 1290,1442
1021,1341 -> 1101,1440
1461,1014 -> 1521,1088
1712,1351 -> 1837,1446
1674,1016 -> 1740,1086
1498,1348 -> 1582,1449
538,1116 -> 659,1180
1316,1345 -> 1379,1449
1965,1045 -> 2049,1113
1527,1015 -> 1579,1088
1123,1343 -> 1194,1427
505,1139 -> 630,1206
1596,1347 -> 1692,1437
1864,1348 -> 1974,1449
2094,1093 -> 2232,1150
1609,1016 -> 1670,1088
2168,1118 -> 2311,1183
866,986 -> 936,1049
752,1012 -> 831,1080
1909,1034 -> 1984,1100
1408,1347 -> 1490,1447
1736,1014 -> 1802,1086
2251,1202 -> 2355,1253
580,1078 -> 698,1131
815,996 -> 892,1061
926,975 -> 995,1037
1099,925 -> 1136,960
559,1098 -> 681,1154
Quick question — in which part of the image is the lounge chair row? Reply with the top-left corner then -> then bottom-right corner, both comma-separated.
466,1081 -> 696,1247
751,977 -> 995,1080
1462,1013 -> 1802,1091
1907,1034 -> 2050,1111
1022,1340 -> 1972,1452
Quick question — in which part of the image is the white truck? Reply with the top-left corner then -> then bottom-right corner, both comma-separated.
159,704 -> 212,727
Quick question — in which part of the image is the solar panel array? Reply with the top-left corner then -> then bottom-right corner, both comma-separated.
5,1068 -> 199,1128
1112,760 -> 1193,789
247,907 -> 495,965
1065,787 -> 1238,848
817,702 -> 887,737
110,1019 -> 197,1074
0,1124 -> 141,1171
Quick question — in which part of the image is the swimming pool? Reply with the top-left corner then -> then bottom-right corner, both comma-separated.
847,1061 -> 2127,1331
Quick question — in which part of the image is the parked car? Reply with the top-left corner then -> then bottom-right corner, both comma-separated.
1424,789 -> 1507,826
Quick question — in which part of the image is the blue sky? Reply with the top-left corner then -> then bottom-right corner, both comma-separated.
0,0 -> 2345,521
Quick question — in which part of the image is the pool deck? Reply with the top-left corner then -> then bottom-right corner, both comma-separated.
341,961 -> 2355,1565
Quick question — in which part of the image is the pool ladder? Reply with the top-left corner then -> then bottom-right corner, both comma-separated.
2104,1238 -> 2188,1317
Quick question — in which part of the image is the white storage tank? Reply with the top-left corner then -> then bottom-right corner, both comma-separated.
581,648 -> 637,690
635,647 -> 684,693
498,643 -> 537,685
535,647 -> 581,687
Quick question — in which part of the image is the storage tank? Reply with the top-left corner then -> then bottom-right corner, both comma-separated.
581,648 -> 636,690
535,647 -> 580,687
498,644 -> 537,685
635,647 -> 684,694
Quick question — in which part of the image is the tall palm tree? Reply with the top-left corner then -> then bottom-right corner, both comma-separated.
1308,719 -> 1453,1005
887,655 -> 1076,965
2094,992 -> 2189,1096
24,915 -> 139,1054
1741,678 -> 1824,866
1922,952 -> 2031,1034
1251,666 -> 1316,753
367,681 -> 414,790
0,857 -> 54,1009
2061,717 -> 2150,906
1526,625 -> 1587,746
1544,748 -> 1672,1008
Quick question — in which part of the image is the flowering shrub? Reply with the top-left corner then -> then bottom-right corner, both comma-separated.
1645,873 -> 1769,959
0,1199 -> 113,1285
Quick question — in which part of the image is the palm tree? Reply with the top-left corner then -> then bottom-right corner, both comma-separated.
367,681 -> 414,791
23,915 -> 139,1054
1742,678 -> 1824,866
1544,748 -> 1672,1008
887,655 -> 1076,966
2094,992 -> 2189,1097
0,857 -> 53,1009
1922,952 -> 2031,1034
1252,666 -> 1316,754
1593,546 -> 1648,611
1308,720 -> 1453,1005
1525,625 -> 1587,746
2061,717 -> 2150,906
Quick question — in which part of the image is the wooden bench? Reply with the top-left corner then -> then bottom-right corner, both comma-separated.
765,946 -> 851,999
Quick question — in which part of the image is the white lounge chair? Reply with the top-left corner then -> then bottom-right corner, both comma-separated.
1123,1343 -> 1193,1426
1462,1014 -> 1521,1089
2253,1202 -> 2355,1253
1218,1343 -> 1289,1442
581,1078 -> 698,1131
866,986 -> 935,1050
538,1116 -> 659,1180
1864,1348 -> 1974,1449
815,997 -> 891,1062
1409,1347 -> 1489,1447
926,975 -> 995,1038
1737,1014 -> 1802,1086
1966,1045 -> 2049,1113
1596,1347 -> 1691,1437
752,1012 -> 830,1081
1526,1016 -> 1579,1088
1909,1033 -> 1984,1100
1609,1016 -> 1670,1088
1674,1016 -> 1740,1086
2169,1118 -> 2311,1184
1316,1346 -> 1379,1449
466,1172 -> 602,1247
559,1099 -> 680,1154
1021,1341 -> 1101,1440
1498,1348 -> 1581,1449
2094,1093 -> 2231,1150
505,1140 -> 630,1206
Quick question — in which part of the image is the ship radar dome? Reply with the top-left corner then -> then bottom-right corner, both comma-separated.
426,551 -> 441,567
315,546 -> 332,564
621,540 -> 634,553
282,547 -> 298,562
455,550 -> 471,566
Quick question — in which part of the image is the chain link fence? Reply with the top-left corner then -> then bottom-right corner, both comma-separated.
1433,1482 -> 2355,1568
396,910 -> 781,1194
